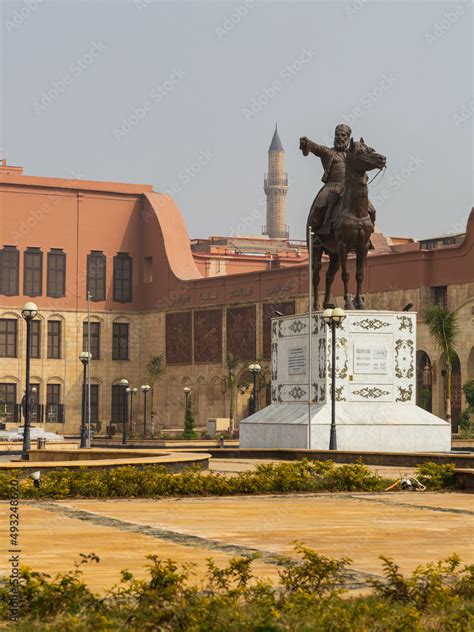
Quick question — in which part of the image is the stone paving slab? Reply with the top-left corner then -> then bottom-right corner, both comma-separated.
0,504 -> 279,592
352,492 -> 474,513
56,494 -> 474,576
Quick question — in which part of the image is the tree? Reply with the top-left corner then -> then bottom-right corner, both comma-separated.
425,305 -> 459,423
147,355 -> 165,437
462,380 -> 474,408
226,353 -> 239,431
182,394 -> 197,439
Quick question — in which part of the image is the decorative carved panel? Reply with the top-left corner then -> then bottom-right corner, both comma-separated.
194,309 -> 222,363
262,301 -> 295,358
166,312 -> 192,364
226,305 -> 256,360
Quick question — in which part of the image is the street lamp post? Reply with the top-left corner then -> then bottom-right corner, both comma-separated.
248,363 -> 261,415
125,387 -> 132,443
21,302 -> 38,460
141,385 -> 151,437
119,378 -> 129,445
79,352 -> 92,448
322,307 -> 346,451
220,377 -> 227,417
130,387 -> 137,433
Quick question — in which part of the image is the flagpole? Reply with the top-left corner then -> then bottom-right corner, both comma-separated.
87,291 -> 91,447
308,226 -> 314,450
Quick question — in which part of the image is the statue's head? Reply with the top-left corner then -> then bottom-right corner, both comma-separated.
334,124 -> 351,151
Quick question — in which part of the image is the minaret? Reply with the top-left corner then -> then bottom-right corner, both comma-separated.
264,124 -> 288,239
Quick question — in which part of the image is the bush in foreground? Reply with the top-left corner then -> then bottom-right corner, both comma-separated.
0,546 -> 472,630
0,460 -> 461,500
0,460 -> 392,500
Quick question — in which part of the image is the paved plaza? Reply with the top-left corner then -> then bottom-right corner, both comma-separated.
0,461 -> 472,592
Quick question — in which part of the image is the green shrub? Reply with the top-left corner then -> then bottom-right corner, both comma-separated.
370,554 -> 474,610
325,459 -> 386,492
0,547 -> 472,630
0,460 -> 460,501
462,380 -> 474,408
415,462 -> 457,490
182,394 -> 197,439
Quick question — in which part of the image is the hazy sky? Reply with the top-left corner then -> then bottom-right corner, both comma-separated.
1,0 -> 472,240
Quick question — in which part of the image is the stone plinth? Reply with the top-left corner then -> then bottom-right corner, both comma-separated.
240,311 -> 451,452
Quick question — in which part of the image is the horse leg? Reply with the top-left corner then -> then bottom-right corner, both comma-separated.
337,242 -> 353,310
353,245 -> 369,309
312,241 -> 323,311
323,252 -> 340,308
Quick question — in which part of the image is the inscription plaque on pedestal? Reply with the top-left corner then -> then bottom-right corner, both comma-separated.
354,345 -> 388,374
288,347 -> 306,375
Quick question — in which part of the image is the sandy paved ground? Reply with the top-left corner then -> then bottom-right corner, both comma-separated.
0,491 -> 471,592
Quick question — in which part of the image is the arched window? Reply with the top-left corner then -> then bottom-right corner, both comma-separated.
416,351 -> 432,412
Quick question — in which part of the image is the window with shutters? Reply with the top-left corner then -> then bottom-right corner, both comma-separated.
111,384 -> 127,422
47,320 -> 62,359
433,286 -> 448,310
24,247 -> 43,296
47,249 -> 66,298
0,246 -> 19,296
112,322 -> 129,360
46,384 -> 63,422
87,251 -> 106,301
31,320 -> 41,359
0,319 -> 17,357
0,383 -> 17,422
113,253 -> 132,303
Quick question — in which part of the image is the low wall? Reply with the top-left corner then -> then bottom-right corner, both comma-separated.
454,469 -> 474,490
0,441 -> 77,454
92,439 -> 240,449
204,448 -> 474,469
28,449 -> 159,462
0,449 -> 210,474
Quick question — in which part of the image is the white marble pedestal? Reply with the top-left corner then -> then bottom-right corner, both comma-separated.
240,311 -> 451,452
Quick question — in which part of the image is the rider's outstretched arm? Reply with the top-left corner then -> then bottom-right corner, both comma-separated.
300,137 -> 330,158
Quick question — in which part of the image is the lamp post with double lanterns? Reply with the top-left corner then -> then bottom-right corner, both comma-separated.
248,363 -> 261,415
322,307 -> 346,451
21,302 -> 38,460
141,384 -> 151,437
79,351 -> 92,448
119,378 -> 129,444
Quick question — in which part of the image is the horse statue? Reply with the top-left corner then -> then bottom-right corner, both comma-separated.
307,137 -> 386,310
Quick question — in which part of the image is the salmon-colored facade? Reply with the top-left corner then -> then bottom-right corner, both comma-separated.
1,163 -> 473,435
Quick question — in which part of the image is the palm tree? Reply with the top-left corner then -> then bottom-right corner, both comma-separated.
226,353 -> 239,431
147,354 -> 165,436
425,305 -> 459,423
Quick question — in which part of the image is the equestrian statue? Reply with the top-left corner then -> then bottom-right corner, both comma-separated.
300,124 -> 386,310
